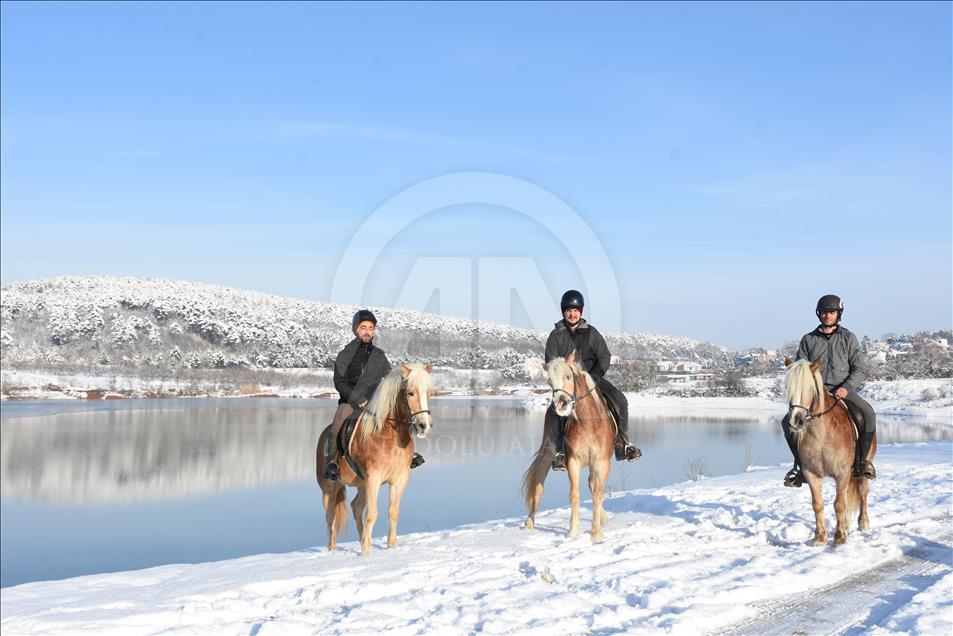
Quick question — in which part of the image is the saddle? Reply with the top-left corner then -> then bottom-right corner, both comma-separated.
335,409 -> 365,480
840,400 -> 863,441
601,390 -> 621,436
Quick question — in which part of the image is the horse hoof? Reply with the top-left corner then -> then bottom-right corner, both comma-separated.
524,518 -> 535,531
834,535 -> 847,546
388,539 -> 398,549
591,532 -> 605,544
569,529 -> 580,539
813,537 -> 827,547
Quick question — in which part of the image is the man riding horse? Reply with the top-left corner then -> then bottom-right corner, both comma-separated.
782,294 -> 876,487
545,290 -> 642,470
322,309 -> 424,481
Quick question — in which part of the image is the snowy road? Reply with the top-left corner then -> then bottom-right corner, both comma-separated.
720,530 -> 952,635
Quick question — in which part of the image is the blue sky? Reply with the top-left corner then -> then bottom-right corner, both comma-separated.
2,2 -> 950,348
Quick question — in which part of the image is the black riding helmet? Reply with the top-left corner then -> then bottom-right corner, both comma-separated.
560,290 -> 585,312
352,309 -> 378,334
815,294 -> 843,321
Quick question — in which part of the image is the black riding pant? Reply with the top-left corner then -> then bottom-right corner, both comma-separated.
840,389 -> 876,434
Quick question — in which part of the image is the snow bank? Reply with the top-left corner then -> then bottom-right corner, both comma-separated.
3,442 -> 950,635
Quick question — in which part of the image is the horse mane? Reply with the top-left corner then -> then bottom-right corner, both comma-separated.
546,356 -> 596,421
359,363 -> 432,439
784,359 -> 825,412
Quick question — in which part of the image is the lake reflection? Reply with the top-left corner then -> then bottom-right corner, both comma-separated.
1,398 -> 949,587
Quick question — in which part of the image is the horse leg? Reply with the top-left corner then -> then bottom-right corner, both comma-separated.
568,457 -> 582,539
326,484 -> 344,551
589,459 -> 608,544
804,472 -> 827,546
361,474 -> 382,555
833,476 -> 850,545
387,474 -> 409,549
857,477 -> 871,532
351,487 -> 366,538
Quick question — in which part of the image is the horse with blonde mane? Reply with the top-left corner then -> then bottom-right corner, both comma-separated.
784,356 -> 874,545
522,351 -> 614,543
316,362 -> 434,555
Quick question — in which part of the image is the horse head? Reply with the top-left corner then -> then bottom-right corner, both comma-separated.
784,357 -> 824,432
400,362 -> 434,438
543,351 -> 586,418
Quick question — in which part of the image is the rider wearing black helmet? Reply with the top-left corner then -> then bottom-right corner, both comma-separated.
323,309 -> 424,480
781,294 -> 876,487
544,290 -> 642,470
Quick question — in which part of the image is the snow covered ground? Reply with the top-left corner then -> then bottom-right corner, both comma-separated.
3,441 -> 950,635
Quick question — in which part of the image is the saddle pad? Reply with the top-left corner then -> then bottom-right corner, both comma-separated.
337,409 -> 365,480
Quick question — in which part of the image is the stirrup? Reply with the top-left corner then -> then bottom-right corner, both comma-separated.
410,453 -> 425,469
323,461 -> 340,481
551,452 -> 567,471
615,443 -> 642,462
783,466 -> 803,488
854,461 -> 876,480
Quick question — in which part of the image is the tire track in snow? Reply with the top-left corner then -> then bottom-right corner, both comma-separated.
719,531 -> 952,636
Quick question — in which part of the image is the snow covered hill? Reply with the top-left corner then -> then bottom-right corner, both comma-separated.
0,276 -> 730,374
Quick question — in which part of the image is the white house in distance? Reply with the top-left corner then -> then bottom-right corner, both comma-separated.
655,359 -> 714,383
656,359 -> 704,373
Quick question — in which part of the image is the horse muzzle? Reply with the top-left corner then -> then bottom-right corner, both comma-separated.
553,398 -> 573,417
411,413 -> 432,438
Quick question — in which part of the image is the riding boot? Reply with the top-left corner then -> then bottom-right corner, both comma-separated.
610,393 -> 641,461
410,452 -> 425,469
322,435 -> 340,481
614,429 -> 642,462
552,416 -> 568,471
854,431 -> 876,479
782,425 -> 802,487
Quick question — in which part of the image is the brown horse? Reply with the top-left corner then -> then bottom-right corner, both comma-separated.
522,351 -> 614,543
316,362 -> 434,555
784,357 -> 875,545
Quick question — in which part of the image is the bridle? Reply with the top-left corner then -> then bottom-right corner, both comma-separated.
551,367 -> 596,414
789,371 -> 840,423
399,382 -> 431,434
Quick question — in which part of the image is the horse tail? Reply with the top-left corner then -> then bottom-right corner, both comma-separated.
845,475 -> 861,523
521,440 -> 552,514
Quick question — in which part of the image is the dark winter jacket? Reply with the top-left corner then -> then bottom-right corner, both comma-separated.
333,339 -> 392,408
795,325 -> 865,392
544,319 -> 611,383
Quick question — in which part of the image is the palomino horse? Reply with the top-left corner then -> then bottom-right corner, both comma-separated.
785,357 -> 874,545
316,363 -> 434,555
522,351 -> 614,543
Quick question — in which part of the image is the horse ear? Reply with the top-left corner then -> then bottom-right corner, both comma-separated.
399,363 -> 411,377
566,350 -> 576,365
425,363 -> 433,374
540,361 -> 548,372
783,355 -> 793,367
809,356 -> 823,373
